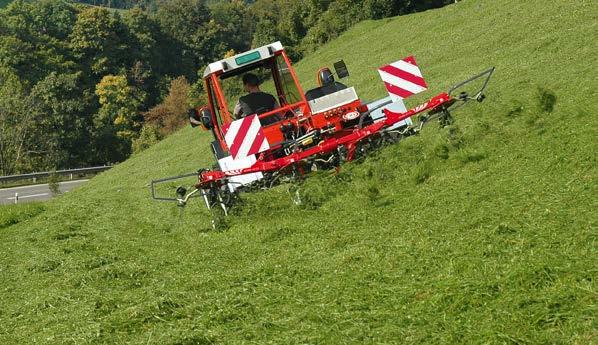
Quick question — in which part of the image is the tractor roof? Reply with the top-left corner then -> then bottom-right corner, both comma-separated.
203,41 -> 285,78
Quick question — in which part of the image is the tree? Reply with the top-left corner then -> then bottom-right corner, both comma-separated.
209,1 -> 253,56
144,76 -> 190,136
30,72 -> 92,168
300,0 -> 365,54
70,7 -> 129,77
123,8 -> 180,109
94,74 -> 142,162
30,0 -> 78,41
249,0 -> 327,59
156,0 -> 212,72
47,170 -> 61,196
161,0 -> 258,65
132,124 -> 162,153
0,0 -> 77,84
75,0 -> 158,10
0,71 -> 41,175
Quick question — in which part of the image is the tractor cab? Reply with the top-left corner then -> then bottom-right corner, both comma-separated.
191,42 -> 365,165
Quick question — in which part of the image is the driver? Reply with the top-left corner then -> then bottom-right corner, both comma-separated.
233,73 -> 278,119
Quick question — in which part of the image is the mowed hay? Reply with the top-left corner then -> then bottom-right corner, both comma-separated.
0,0 -> 596,343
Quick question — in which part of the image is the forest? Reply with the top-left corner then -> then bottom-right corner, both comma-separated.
0,0 -> 451,175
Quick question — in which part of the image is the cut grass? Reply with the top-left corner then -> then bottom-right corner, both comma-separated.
0,0 -> 596,343
0,202 -> 45,229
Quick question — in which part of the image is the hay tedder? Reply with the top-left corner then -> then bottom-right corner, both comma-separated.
151,41 -> 494,226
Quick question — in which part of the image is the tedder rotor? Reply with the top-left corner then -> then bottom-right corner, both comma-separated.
151,41 -> 495,228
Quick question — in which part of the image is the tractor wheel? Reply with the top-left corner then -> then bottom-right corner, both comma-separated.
383,131 -> 403,145
351,140 -> 371,161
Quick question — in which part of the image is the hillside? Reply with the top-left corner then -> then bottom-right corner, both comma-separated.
1,0 -> 596,343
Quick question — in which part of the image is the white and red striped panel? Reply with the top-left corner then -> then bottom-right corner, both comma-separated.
223,114 -> 269,160
378,56 -> 428,100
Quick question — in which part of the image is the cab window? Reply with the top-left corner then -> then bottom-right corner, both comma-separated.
219,64 -> 277,116
275,55 -> 301,105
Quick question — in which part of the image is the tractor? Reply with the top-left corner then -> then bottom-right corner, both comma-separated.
151,41 -> 494,226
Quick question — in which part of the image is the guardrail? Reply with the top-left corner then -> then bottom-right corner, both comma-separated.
0,166 -> 112,184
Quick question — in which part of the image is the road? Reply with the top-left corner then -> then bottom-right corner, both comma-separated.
0,180 -> 89,205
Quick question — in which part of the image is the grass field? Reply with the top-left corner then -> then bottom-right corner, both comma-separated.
1,0 -> 596,343
0,203 -> 46,229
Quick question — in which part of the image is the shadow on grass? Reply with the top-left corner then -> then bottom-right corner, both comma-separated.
0,203 -> 46,229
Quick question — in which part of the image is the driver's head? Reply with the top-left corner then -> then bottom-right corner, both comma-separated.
242,73 -> 260,92
317,67 -> 335,87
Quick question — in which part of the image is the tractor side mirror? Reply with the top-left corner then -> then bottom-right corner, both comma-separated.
189,107 -> 213,130
334,60 -> 349,79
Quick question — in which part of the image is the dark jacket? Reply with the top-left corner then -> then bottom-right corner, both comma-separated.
238,92 -> 277,117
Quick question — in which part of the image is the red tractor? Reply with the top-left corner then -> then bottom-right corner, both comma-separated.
152,41 -> 494,225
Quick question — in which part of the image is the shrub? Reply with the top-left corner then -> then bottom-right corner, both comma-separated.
132,124 -> 163,153
144,76 -> 190,137
48,171 -> 61,196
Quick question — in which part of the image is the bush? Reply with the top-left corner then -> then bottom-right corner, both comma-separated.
132,124 -> 163,153
48,171 -> 61,196
144,76 -> 190,136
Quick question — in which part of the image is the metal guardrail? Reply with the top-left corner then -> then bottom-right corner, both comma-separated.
0,166 -> 112,184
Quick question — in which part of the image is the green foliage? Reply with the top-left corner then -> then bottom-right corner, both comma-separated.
30,72 -> 92,167
0,0 -> 77,82
209,0 -> 253,56
132,124 -> 162,153
300,0 -> 364,54
94,74 -> 142,160
47,171 -> 61,196
0,70 -> 44,175
76,0 -> 155,9
32,0 -> 78,40
250,0 -> 453,59
0,0 -> 204,170
69,7 -> 128,76
154,0 -> 253,70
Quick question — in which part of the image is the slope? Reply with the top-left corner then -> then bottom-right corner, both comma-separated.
0,0 -> 596,343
